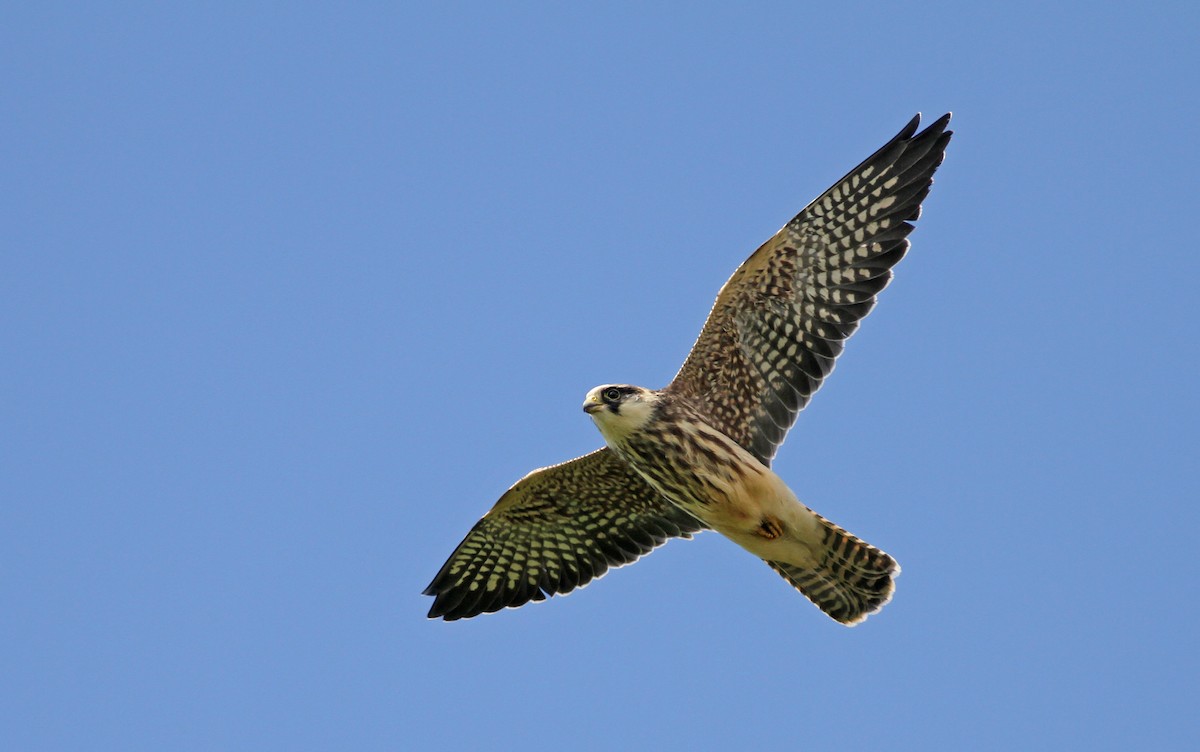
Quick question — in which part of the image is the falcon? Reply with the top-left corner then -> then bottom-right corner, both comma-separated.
425,114 -> 952,625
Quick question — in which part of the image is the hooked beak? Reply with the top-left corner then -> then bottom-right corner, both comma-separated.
583,395 -> 603,414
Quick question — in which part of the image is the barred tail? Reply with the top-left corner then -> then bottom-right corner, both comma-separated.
767,516 -> 899,626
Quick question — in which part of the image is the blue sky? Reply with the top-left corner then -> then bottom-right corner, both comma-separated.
4,3 -> 1198,750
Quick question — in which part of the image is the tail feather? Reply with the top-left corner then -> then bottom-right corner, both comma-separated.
768,514 -> 899,625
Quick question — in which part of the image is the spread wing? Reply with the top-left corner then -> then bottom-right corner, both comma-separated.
666,113 -> 952,466
423,448 -> 705,620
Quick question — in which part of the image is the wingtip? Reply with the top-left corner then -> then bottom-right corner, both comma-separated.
919,112 -> 954,141
423,591 -> 446,619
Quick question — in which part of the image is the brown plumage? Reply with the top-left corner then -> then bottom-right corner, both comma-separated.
425,114 -> 952,624
423,449 -> 704,621
668,113 -> 953,465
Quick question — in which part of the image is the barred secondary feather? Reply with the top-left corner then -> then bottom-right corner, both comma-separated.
425,114 -> 951,624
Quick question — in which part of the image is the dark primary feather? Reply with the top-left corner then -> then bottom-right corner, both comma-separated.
425,115 -> 951,622
424,448 -> 704,620
667,113 -> 953,466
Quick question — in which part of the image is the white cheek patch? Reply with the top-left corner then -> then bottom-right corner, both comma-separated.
618,398 -> 655,428
589,391 -> 656,445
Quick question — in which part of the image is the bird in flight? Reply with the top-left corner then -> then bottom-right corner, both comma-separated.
425,114 -> 952,625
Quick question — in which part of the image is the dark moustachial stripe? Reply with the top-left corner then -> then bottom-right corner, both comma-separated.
425,116 -> 950,625
607,395 -> 752,514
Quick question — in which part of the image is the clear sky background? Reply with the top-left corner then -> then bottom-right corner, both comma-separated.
4,3 -> 1198,750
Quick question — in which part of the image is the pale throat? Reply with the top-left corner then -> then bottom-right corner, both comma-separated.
590,397 -> 657,446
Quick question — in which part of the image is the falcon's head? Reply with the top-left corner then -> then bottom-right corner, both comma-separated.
583,384 -> 659,442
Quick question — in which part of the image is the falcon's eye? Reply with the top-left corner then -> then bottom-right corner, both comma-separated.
602,387 -> 622,402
